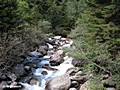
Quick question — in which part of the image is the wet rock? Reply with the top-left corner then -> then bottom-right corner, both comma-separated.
28,78 -> 39,85
38,45 -> 48,55
12,64 -> 28,77
69,88 -> 77,90
71,81 -> 79,88
41,71 -> 48,75
46,74 -> 71,90
66,68 -> 75,75
72,59 -> 83,67
50,53 -> 64,66
0,81 -> 7,90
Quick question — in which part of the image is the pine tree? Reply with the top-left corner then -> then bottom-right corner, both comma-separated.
0,0 -> 20,33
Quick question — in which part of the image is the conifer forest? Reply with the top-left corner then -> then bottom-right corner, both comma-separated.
0,0 -> 120,89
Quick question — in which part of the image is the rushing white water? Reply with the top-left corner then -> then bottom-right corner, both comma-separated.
20,83 -> 44,90
20,58 -> 73,90
20,36 -> 73,90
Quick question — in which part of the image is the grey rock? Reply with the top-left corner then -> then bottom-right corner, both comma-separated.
0,81 -> 7,89
50,53 -> 64,66
70,76 -> 87,83
38,45 -> 48,55
28,78 -> 39,85
71,81 -> 79,88
41,71 -> 48,75
46,74 -> 71,90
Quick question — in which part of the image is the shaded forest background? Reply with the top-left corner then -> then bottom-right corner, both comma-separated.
0,0 -> 120,89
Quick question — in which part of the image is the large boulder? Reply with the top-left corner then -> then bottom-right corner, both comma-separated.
50,50 -> 65,66
50,53 -> 64,66
46,74 -> 71,90
38,45 -> 48,55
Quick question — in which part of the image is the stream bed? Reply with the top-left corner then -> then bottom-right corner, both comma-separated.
18,36 -> 74,90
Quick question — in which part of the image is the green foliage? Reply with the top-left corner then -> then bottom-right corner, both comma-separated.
18,0 -> 41,24
0,0 -> 20,32
89,77 -> 106,90
49,3 -> 73,34
66,0 -> 120,89
37,20 -> 51,33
